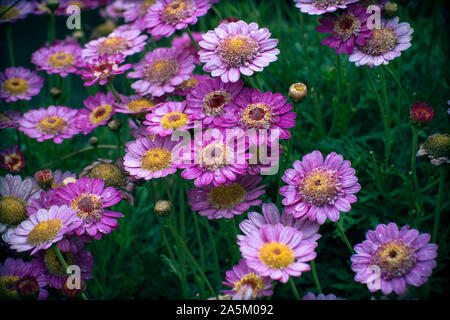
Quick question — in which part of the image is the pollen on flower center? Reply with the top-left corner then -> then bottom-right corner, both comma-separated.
27,219 -> 63,246
177,77 -> 199,91
298,167 -> 341,206
200,142 -> 229,169
3,78 -> 29,95
3,154 -> 23,172
141,148 -> 172,172
44,248 -> 76,276
37,116 -> 67,135
98,37 -> 130,55
71,193 -> 103,223
48,51 -> 75,69
0,275 -> 20,299
139,0 -> 156,16
145,58 -> 180,85
241,103 -> 272,128
127,99 -> 156,112
359,28 -> 399,56
161,0 -> 195,25
88,163 -> 125,188
217,34 -> 260,68
207,182 -> 247,209
234,273 -> 264,297
372,239 -> 417,279
0,195 -> 28,227
203,90 -> 231,116
423,134 -> 450,159
333,14 -> 361,41
160,111 -> 189,129
259,241 -> 295,270
89,104 -> 113,124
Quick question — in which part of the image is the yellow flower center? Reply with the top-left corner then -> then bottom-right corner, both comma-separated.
37,116 -> 67,135
0,275 -> 20,300
0,6 -> 20,21
3,153 -> 24,172
71,193 -> 103,223
160,111 -> 189,130
217,34 -> 260,68
27,219 -> 63,246
259,241 -> 295,270
89,104 -> 113,124
98,36 -> 129,55
0,195 -> 28,227
161,0 -> 194,25
87,163 -> 125,189
176,77 -> 199,91
241,103 -> 272,129
127,99 -> 156,112
372,239 -> 417,278
140,148 -> 172,172
298,167 -> 340,206
234,273 -> 265,298
139,0 -> 156,16
44,249 -> 75,277
360,27 -> 399,56
207,182 -> 246,209
3,78 -> 29,95
202,90 -> 231,117
48,51 -> 76,69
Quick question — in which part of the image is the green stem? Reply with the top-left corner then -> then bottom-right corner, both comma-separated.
329,54 -> 342,137
6,24 -> 15,66
211,3 -> 223,20
288,277 -> 300,300
431,167 -> 446,243
186,26 -> 201,52
49,9 -> 56,43
192,209 -> 205,271
411,127 -> 423,227
106,82 -> 121,102
335,221 -> 354,255
383,65 -> 409,106
310,260 -> 322,293
204,218 -> 222,287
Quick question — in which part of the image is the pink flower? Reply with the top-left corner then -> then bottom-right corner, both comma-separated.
143,100 -> 194,136
172,31 -> 204,64
75,92 -> 117,134
81,54 -> 132,86
0,67 -> 44,102
294,0 -> 360,15
0,110 -> 21,129
0,145 -> 25,173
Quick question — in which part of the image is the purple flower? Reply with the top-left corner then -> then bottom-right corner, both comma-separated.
199,20 -> 279,83
188,175 -> 266,220
349,17 -> 413,67
144,0 -> 211,38
127,47 -> 195,97
303,292 -> 344,300
54,177 -> 124,240
0,67 -> 44,102
172,31 -> 204,64
279,150 -> 361,225
221,259 -> 273,300
239,223 -> 317,283
351,223 -> 438,295
0,145 -> 25,173
172,74 -> 210,97
122,0 -> 158,30
0,0 -> 34,24
81,54 -> 132,86
316,5 -> 373,55
0,110 -> 21,129
75,92 -> 117,135
18,106 -> 80,144
293,0 -> 360,15
116,95 -> 166,115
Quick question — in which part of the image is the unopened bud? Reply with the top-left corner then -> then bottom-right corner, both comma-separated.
88,136 -> 99,147
384,2 -> 398,17
108,119 -> 121,132
410,102 -> 434,128
62,278 -> 86,299
34,169 -> 54,190
45,0 -> 59,11
154,200 -> 171,217
50,87 -> 62,100
72,30 -> 85,40
16,276 -> 40,300
62,177 -> 77,186
289,83 -> 307,103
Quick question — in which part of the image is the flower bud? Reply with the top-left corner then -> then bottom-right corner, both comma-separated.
72,30 -> 85,40
383,2 -> 398,17
16,276 -> 40,300
88,136 -> 99,147
62,278 -> 86,299
154,200 -> 171,217
34,169 -> 54,190
410,102 -> 434,127
289,83 -> 307,103
108,119 -> 122,132
62,177 -> 77,186
50,87 -> 62,100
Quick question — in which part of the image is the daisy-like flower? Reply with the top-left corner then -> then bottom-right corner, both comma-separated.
316,4 -> 373,55
75,92 -> 117,135
81,54 -> 132,86
0,0 -> 34,24
8,205 -> 81,255
0,145 -> 25,173
116,94 -> 165,116
180,129 -> 249,187
410,102 -> 434,127
32,39 -> 83,77
53,0 -> 104,16
0,174 -> 40,242
222,259 -> 273,300
18,106 -> 80,144
417,133 -> 450,166
199,20 -> 280,83
351,222 -> 438,295
188,175 -> 266,220
53,176 -> 123,240
239,223 -> 317,283
238,203 -> 321,246
0,67 -> 44,102
227,88 -> 296,144
303,292 -> 344,300
349,17 -> 413,67
104,0 -> 134,19
144,0 -> 211,38
34,237 -> 94,289
82,27 -> 148,59
279,150 -> 361,225
0,258 -> 48,300
293,0 -> 360,15
123,0 -> 157,30
185,77 -> 243,128
0,110 -> 21,129
172,31 -> 204,64
143,100 -> 193,137
172,74 -> 210,97
123,135 -> 181,180
127,47 -> 195,97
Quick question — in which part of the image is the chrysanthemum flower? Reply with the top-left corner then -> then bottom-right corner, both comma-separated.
81,54 -> 132,86
0,258 -> 48,300
0,67 -> 44,102
143,100 -> 194,137
410,102 -> 434,127
127,47 -> 195,97
18,106 -> 80,144
239,223 -> 317,283
0,0 -> 34,24
316,5 -> 373,55
172,74 -> 210,97
185,77 -> 243,128
104,0 -> 134,19
53,177 -> 123,240
199,20 -> 279,83
0,110 -> 21,129
349,17 -> 413,67
222,259 -> 273,300
123,135 -> 182,180
172,31 -> 204,64
144,0 -> 211,38
34,237 -> 94,289
8,205 -> 81,255
180,129 -> 249,187
303,292 -> 344,300
351,222 -> 438,295
293,0 -> 360,15
0,174 -> 40,242
122,0 -> 157,30
75,92 -> 117,135
32,39 -> 83,77
417,133 -> 450,166
53,0 -> 103,16
82,27 -> 148,59
116,94 -> 165,116
279,150 -> 361,225
0,145 -> 25,173
188,175 -> 266,220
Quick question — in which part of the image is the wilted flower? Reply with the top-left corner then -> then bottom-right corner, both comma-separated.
0,145 -> 25,173
410,102 -> 434,127
417,133 -> 450,166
